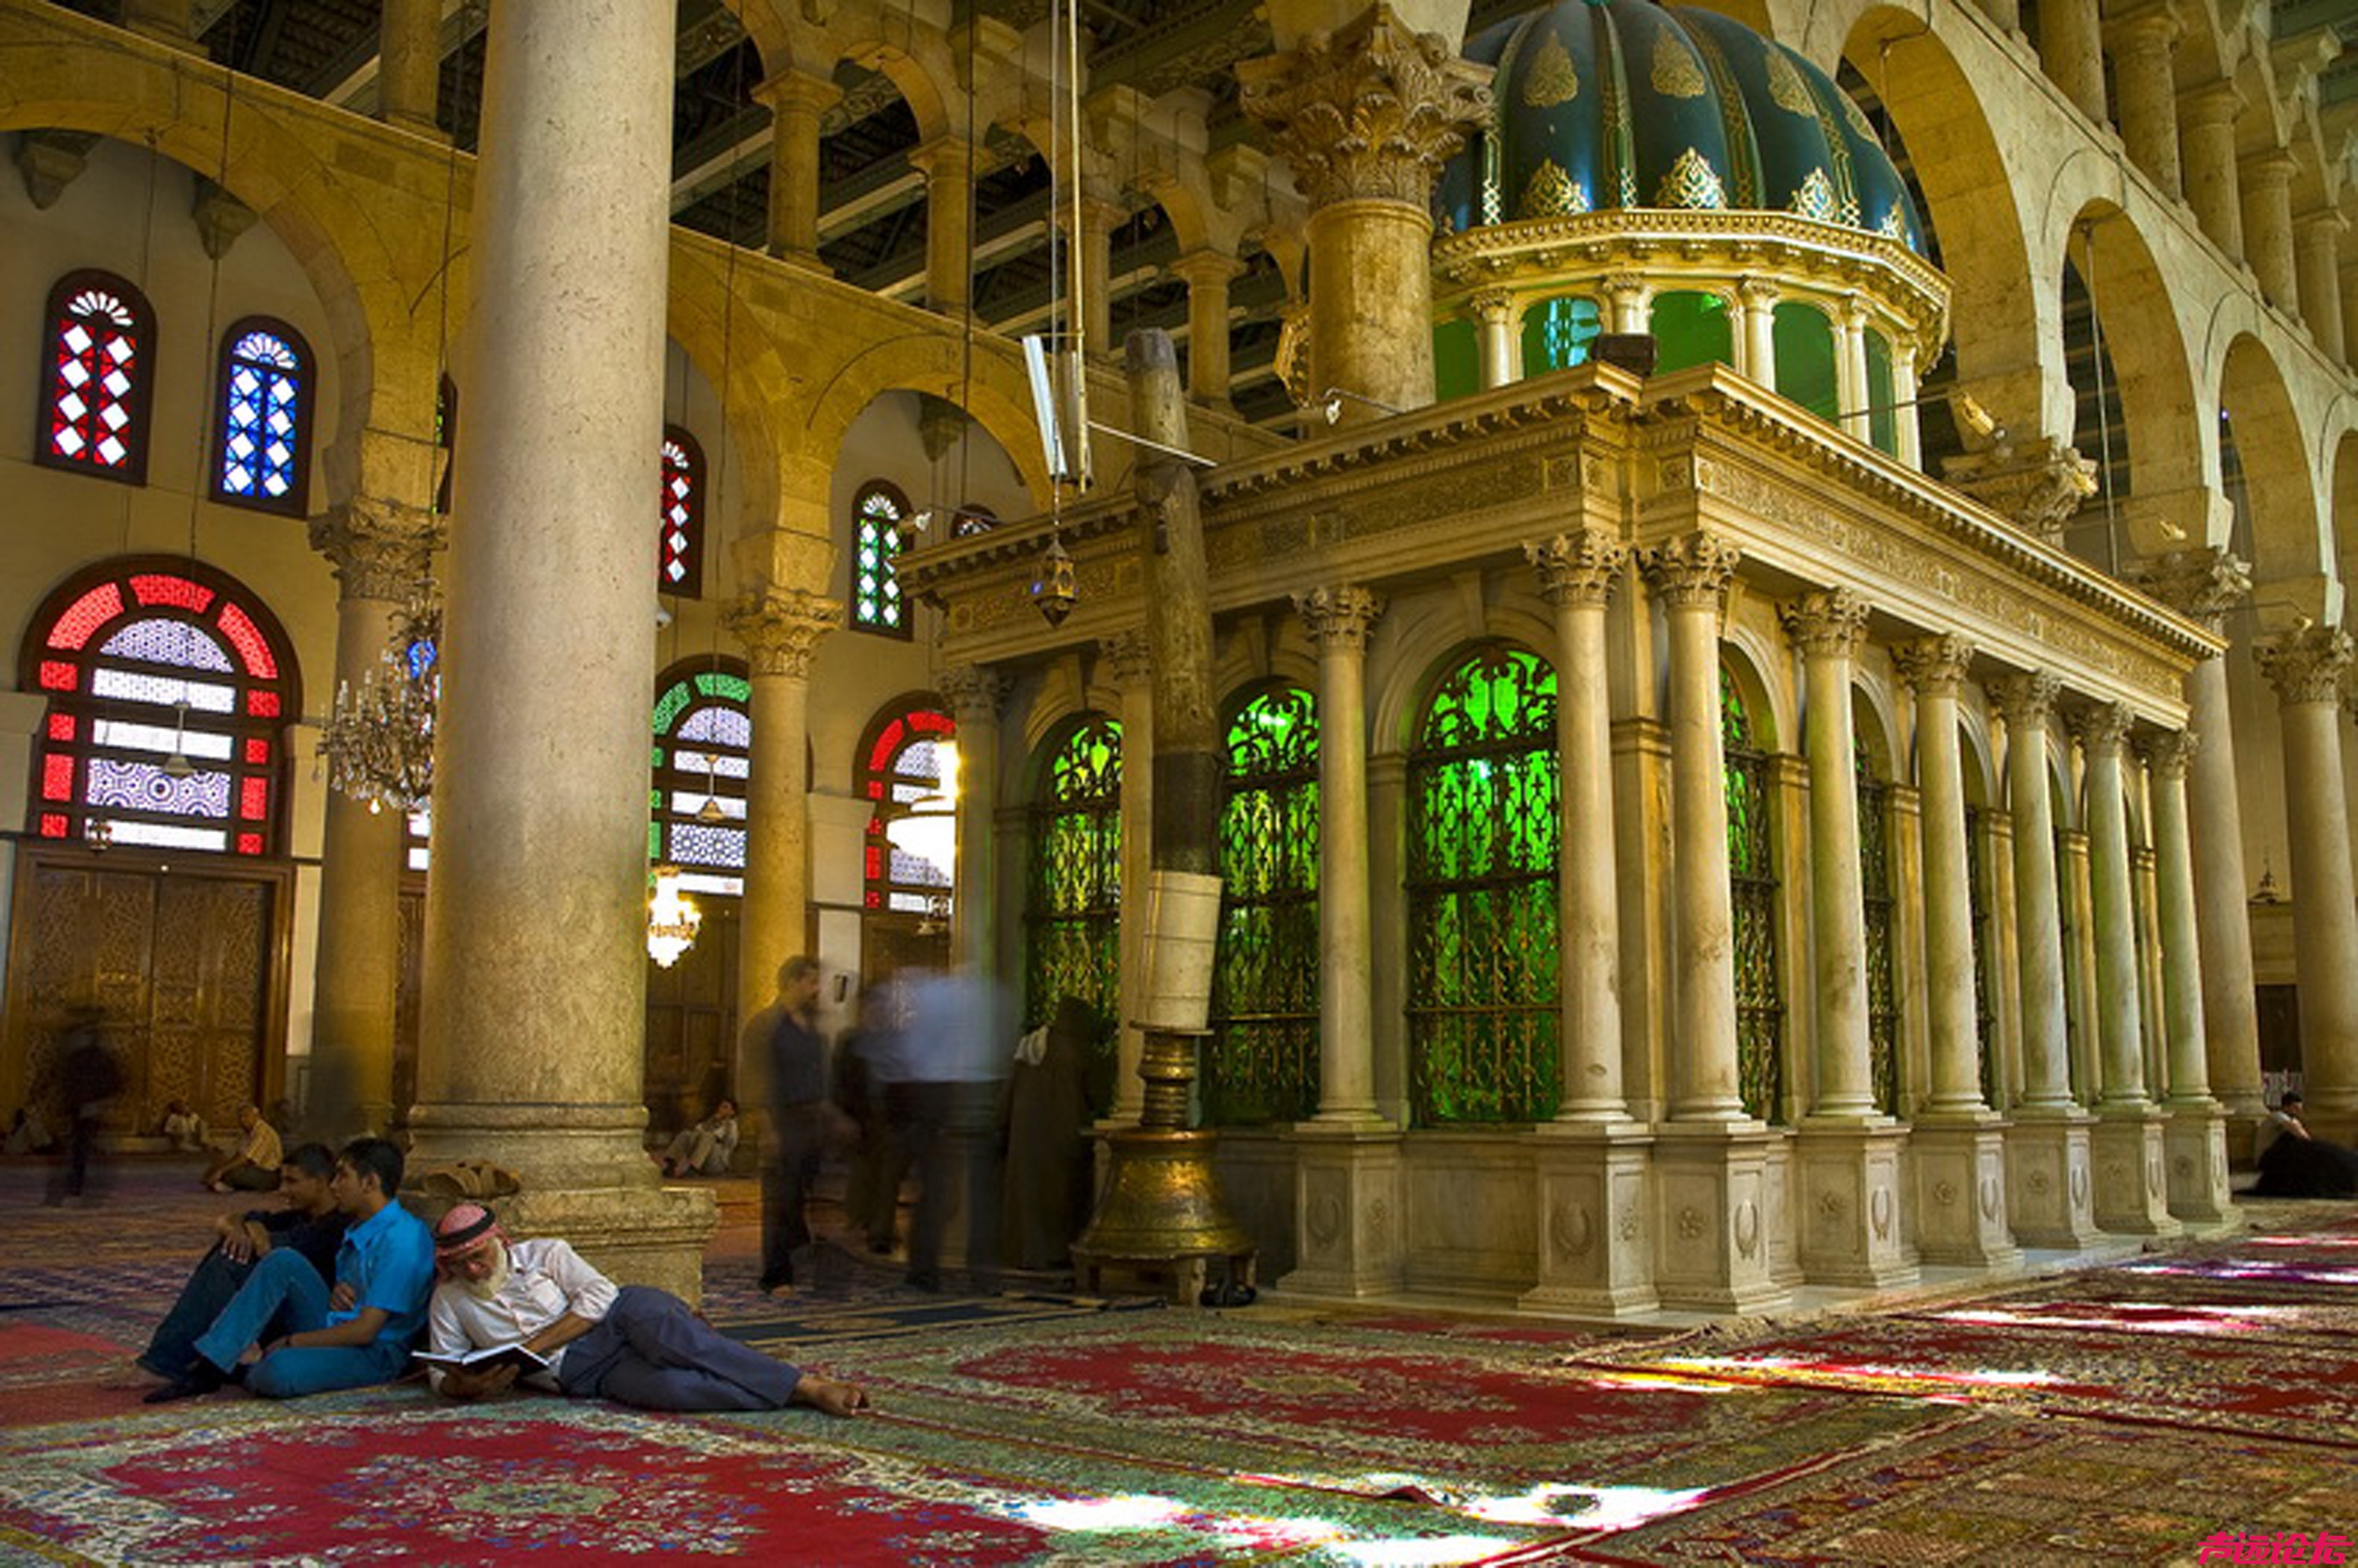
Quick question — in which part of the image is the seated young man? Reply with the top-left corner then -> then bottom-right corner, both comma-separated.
424,1203 -> 867,1416
146,1137 -> 435,1402
659,1098 -> 740,1178
136,1142 -> 347,1383
200,1105 -> 283,1193
161,1100 -> 206,1154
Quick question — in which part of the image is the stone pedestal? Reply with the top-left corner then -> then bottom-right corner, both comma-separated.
1794,1122 -> 1919,1289
1276,1126 -> 1404,1298
2163,1103 -> 2237,1227
1910,1118 -> 2022,1268
1519,1123 -> 1656,1316
2005,1112 -> 2101,1248
2091,1107 -> 2180,1237
1651,1123 -> 1787,1312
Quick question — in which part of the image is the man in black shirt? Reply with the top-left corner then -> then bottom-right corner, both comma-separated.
752,956 -> 828,1295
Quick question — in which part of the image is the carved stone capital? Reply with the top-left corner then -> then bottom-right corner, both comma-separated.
1468,287 -> 1517,326
2067,701 -> 2135,755
1601,271 -> 1650,304
1940,435 -> 2098,540
1989,670 -> 2063,729
1779,588 -> 1871,660
1736,275 -> 1781,308
2134,728 -> 2198,779
1640,531 -> 1742,613
308,497 -> 445,603
723,589 -> 841,679
1100,630 -> 1155,685
2126,546 -> 2252,635
1293,584 -> 1385,652
1893,633 -> 1977,696
1168,248 -> 1247,290
937,662 -> 1013,724
1526,531 -> 1627,609
2256,624 -> 2355,707
1237,5 -> 1493,211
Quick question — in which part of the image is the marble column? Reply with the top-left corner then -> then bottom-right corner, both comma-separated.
1834,299 -> 1870,445
410,0 -> 714,1298
754,70 -> 840,270
2104,8 -> 2183,198
2138,729 -> 2236,1224
1292,587 -> 1384,1124
1891,339 -> 1923,468
1472,289 -> 1519,390
1240,8 -> 1491,423
1735,278 -> 1779,387
1990,673 -> 2100,1246
1104,631 -> 1156,1123
938,663 -> 1013,979
1171,249 -> 1245,406
2240,152 -> 2301,314
377,0 -> 445,139
2037,0 -> 2107,123
907,136 -> 977,319
1602,274 -> 1650,336
2257,626 -> 2358,1139
2295,215 -> 2347,364
2179,86 -> 2245,260
1640,533 -> 1783,1312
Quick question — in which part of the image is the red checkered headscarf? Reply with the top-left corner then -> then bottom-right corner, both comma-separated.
432,1203 -> 511,1281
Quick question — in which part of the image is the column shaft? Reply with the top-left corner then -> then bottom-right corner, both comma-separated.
377,0 -> 444,138
1783,592 -> 1876,1116
2180,90 -> 2244,259
1173,251 -> 1243,406
1473,291 -> 1517,391
1995,675 -> 2074,1110
2297,217 -> 2347,363
2142,733 -> 2211,1101
1900,638 -> 1986,1113
912,138 -> 976,318
757,72 -> 839,267
2241,154 -> 2300,314
1835,304 -> 1870,445
2260,629 -> 2358,1122
1296,589 -> 1382,1122
1737,281 -> 1778,388
941,666 -> 1011,979
2079,707 -> 2150,1105
1105,633 -> 1155,1122
2037,0 -> 2108,123
1892,340 -> 1923,468
2106,16 -> 2182,197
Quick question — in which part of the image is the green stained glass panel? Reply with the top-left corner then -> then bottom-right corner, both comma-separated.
1724,668 -> 1783,1121
1208,689 -> 1320,1126
1026,718 -> 1122,1034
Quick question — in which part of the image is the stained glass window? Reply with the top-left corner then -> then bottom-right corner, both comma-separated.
1207,687 -> 1319,1126
1025,717 -> 1122,1032
659,427 -> 704,599
1407,645 -> 1559,1126
22,563 -> 297,855
1724,669 -> 1784,1121
851,481 -> 912,637
649,660 -> 751,895
37,270 -> 156,486
212,318 -> 312,513
1856,738 -> 1901,1114
860,703 -> 958,915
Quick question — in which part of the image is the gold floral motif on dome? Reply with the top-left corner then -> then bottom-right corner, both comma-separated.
1523,30 -> 1578,107
1521,157 -> 1589,218
1656,146 -> 1725,210
1842,93 -> 1875,140
1879,204 -> 1908,241
1765,49 -> 1816,117
1791,167 -> 1838,222
1653,35 -> 1707,98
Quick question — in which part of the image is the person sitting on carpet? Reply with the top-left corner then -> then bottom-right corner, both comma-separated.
2,1105 -> 52,1156
2252,1092 -> 2358,1198
145,1137 -> 435,1403
160,1100 -> 206,1154
135,1142 -> 348,1385
658,1097 -> 740,1178
200,1105 -> 283,1193
423,1203 -> 869,1416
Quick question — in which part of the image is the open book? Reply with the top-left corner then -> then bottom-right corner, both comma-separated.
414,1342 -> 551,1375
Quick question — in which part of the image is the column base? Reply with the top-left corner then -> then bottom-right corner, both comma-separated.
2092,1104 -> 2182,1238
472,1184 -> 720,1306
1910,1116 -> 2023,1269
2163,1100 -> 2239,1227
1793,1119 -> 1919,1290
2004,1110 -> 2103,1248
1275,1126 -> 1404,1299
1518,1122 -> 1658,1316
1651,1122 -> 1789,1313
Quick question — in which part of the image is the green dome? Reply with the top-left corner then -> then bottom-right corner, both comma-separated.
1438,0 -> 1926,254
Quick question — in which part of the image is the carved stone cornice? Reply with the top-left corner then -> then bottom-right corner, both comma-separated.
308,496 -> 445,603
1989,670 -> 2063,729
1893,633 -> 1977,695
2126,546 -> 2252,636
936,662 -> 1013,724
722,589 -> 840,679
1100,629 -> 1155,685
1526,530 -> 1627,608
1779,588 -> 1871,659
1639,531 -> 1741,613
1293,584 -> 1385,651
2133,728 -> 2198,778
1236,4 -> 1493,211
1939,435 -> 2098,541
2068,700 -> 2135,755
2255,624 -> 2355,707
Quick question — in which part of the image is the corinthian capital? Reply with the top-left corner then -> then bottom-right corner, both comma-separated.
2126,546 -> 2251,636
1526,531 -> 1628,608
308,496 -> 445,603
2256,624 -> 2355,707
1639,531 -> 1742,614
1237,5 -> 1493,210
1778,588 -> 1871,660
2067,701 -> 2135,755
723,589 -> 840,678
2133,729 -> 2198,779
937,662 -> 1013,723
1892,633 -> 1976,696
1989,670 -> 2062,728
1293,585 -> 1385,652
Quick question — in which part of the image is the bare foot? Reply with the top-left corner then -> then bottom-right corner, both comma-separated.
793,1375 -> 869,1417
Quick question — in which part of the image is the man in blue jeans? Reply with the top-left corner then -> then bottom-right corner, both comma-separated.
145,1137 -> 435,1402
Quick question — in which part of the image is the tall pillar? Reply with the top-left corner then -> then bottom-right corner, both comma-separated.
1171,250 -> 1245,406
2138,729 -> 2236,1225
754,70 -> 840,270
1239,6 -> 1491,424
2257,626 -> 2358,1140
2295,214 -> 2347,364
1640,533 -> 1783,1312
2240,152 -> 2301,314
2036,0 -> 2107,123
1990,673 -> 2101,1246
1735,278 -> 1779,387
1472,288 -> 1519,391
1292,587 -> 1383,1124
410,0 -> 714,1298
377,0 -> 446,139
907,137 -> 977,319
1104,631 -> 1155,1123
1834,299 -> 1871,445
1892,339 -> 1923,468
938,663 -> 1012,979
2179,86 -> 2246,260
2104,9 -> 2183,198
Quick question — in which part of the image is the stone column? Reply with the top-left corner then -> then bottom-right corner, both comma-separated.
2104,8 -> 2183,198
1239,6 -> 1492,424
1990,673 -> 2100,1246
2296,214 -> 2347,364
377,0 -> 445,139
906,137 -> 977,319
1834,299 -> 1870,444
1891,338 -> 1923,468
1292,587 -> 1384,1124
2240,152 -> 2301,314
1171,250 -> 1245,406
1602,274 -> 1650,336
753,70 -> 840,270
1640,533 -> 1783,1313
2037,0 -> 2107,123
410,0 -> 714,1298
2257,626 -> 2358,1139
1104,631 -> 1156,1122
2179,86 -> 2245,260
1471,289 -> 1519,391
2138,729 -> 2236,1224
938,663 -> 1012,979
1735,278 -> 1779,387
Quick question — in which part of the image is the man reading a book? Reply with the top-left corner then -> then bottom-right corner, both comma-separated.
424,1203 -> 868,1416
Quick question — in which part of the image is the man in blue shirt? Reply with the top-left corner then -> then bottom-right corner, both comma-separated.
145,1137 -> 436,1402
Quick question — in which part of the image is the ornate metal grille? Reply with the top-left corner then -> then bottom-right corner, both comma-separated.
1724,670 -> 1784,1122
1406,645 -> 1559,1126
1025,718 -> 1122,1032
1965,804 -> 1997,1107
1856,744 -> 1901,1114
2055,824 -> 2090,1104
1206,687 -> 1320,1126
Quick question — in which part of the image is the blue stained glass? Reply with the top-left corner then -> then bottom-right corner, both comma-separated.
217,331 -> 303,502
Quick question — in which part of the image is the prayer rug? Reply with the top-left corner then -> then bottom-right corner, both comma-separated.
721,1290 -> 1162,1353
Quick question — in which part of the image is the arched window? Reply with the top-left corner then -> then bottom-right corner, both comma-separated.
21,560 -> 299,855
860,702 -> 958,914
212,316 -> 314,513
1724,668 -> 1783,1121
1772,302 -> 1839,422
658,427 -> 705,599
1855,734 -> 1901,1114
1025,717 -> 1122,1030
850,480 -> 912,637
1207,686 -> 1319,1126
36,270 -> 157,485
1407,644 -> 1559,1126
1649,291 -> 1733,375
650,661 -> 751,894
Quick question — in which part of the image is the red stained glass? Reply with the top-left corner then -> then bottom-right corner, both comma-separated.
864,845 -> 882,879
248,690 -> 280,717
131,574 -> 215,614
46,286 -> 143,472
41,754 -> 74,801
864,890 -> 881,909
236,832 -> 263,855
38,813 -> 68,839
867,720 -> 905,773
39,661 -> 78,692
216,602 -> 277,678
910,710 -> 955,735
241,777 -> 268,820
47,583 -> 123,650
46,714 -> 75,742
244,738 -> 269,764
865,780 -> 885,799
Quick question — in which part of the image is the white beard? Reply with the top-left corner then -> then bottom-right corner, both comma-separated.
464,1239 -> 511,1301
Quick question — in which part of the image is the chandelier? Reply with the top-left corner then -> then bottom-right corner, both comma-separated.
321,589 -> 440,816
645,863 -> 702,968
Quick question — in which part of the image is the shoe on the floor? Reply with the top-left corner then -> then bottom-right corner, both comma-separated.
143,1365 -> 224,1404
